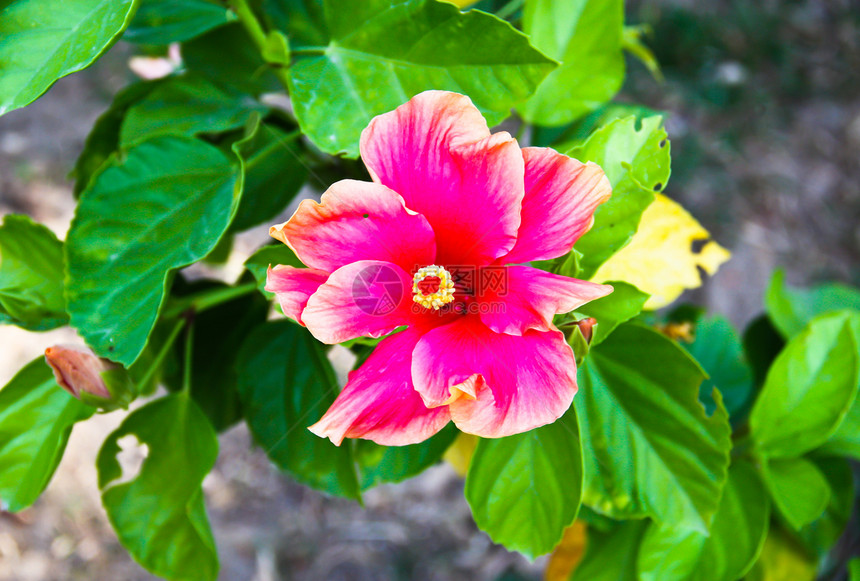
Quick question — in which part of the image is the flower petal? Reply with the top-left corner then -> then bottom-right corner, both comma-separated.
480,265 -> 613,335
501,148 -> 611,264
302,260 -> 416,344
360,90 -> 524,266
411,316 -> 577,437
270,179 -> 436,273
309,327 -> 451,446
265,265 -> 328,325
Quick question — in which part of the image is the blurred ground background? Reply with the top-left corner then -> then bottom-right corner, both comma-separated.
0,0 -> 858,579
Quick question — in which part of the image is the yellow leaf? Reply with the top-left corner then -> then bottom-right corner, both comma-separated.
745,527 -> 815,581
545,521 -> 588,581
443,433 -> 478,477
591,194 -> 731,309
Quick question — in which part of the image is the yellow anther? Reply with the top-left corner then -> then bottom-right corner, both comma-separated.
412,265 -> 456,310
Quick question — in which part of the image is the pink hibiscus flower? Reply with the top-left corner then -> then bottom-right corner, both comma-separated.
265,91 -> 612,445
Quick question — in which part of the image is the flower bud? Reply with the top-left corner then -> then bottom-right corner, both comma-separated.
44,345 -> 136,410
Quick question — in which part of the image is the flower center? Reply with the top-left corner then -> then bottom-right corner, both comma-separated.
412,265 -> 455,310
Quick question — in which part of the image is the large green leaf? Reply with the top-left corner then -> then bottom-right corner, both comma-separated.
97,395 -> 218,581
0,357 -> 93,512
749,310 -> 860,458
0,214 -> 68,330
125,0 -> 235,44
236,320 -> 361,500
564,116 -> 669,278
685,315 -> 754,421
519,0 -> 624,126
637,460 -> 770,581
576,323 -> 731,533
355,424 -> 458,490
765,269 -> 860,339
286,0 -> 557,157
571,519 -> 648,581
120,73 -> 266,146
230,121 -> 307,232
66,136 -> 241,366
574,280 -> 649,346
760,456 -> 830,531
465,407 -> 583,558
0,0 -> 138,115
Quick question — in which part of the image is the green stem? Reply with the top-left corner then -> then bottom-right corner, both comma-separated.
134,318 -> 186,392
230,0 -> 292,92
496,0 -> 525,20
290,47 -> 327,57
182,320 -> 195,396
163,282 -> 258,320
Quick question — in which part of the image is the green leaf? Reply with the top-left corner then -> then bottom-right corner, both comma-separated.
576,323 -> 731,533
796,457 -> 853,557
519,0 -> 624,126
230,121 -> 307,232
571,519 -> 648,581
0,215 -> 68,330
760,456 -> 829,530
0,0 -> 138,115
465,407 -> 583,558
287,0 -> 557,157
97,395 -> 218,581
244,243 -> 304,290
262,30 -> 291,67
0,357 -> 93,512
120,73 -> 267,146
637,460 -> 770,581
182,23 -> 281,96
766,269 -> 860,339
125,0 -> 235,45
684,315 -> 754,421
564,116 -> 669,278
66,136 -> 241,366
574,281 -> 649,346
745,526 -> 815,581
850,558 -> 860,581
72,80 -> 164,197
355,424 -> 458,490
749,310 -> 860,458
623,25 -> 663,82
236,320 -> 361,500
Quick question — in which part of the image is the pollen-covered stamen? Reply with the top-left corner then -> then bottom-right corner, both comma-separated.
412,265 -> 456,310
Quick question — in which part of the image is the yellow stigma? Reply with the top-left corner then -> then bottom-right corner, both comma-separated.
412,265 -> 456,310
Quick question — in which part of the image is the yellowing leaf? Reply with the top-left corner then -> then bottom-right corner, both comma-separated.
545,521 -> 587,581
444,432 -> 478,476
745,527 -> 815,581
591,194 -> 730,309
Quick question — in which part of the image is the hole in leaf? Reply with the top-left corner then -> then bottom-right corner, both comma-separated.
653,182 -> 662,191
105,435 -> 149,489
691,238 -> 710,254
659,139 -> 667,148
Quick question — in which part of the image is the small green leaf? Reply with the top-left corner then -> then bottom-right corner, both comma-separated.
577,323 -> 731,533
571,519 -> 648,580
796,457 -> 853,557
637,460 -> 770,581
749,310 -> 860,458
519,0 -> 625,126
66,136 -> 241,365
685,315 -> 754,421
120,73 -> 267,146
766,269 -> 860,339
0,215 -> 68,330
760,456 -> 830,530
236,320 -> 361,500
623,25 -> 663,82
230,121 -> 307,232
355,424 -> 458,490
575,281 -> 649,346
0,358 -> 93,512
465,407 -> 583,558
125,0 -> 235,45
244,244 -> 304,290
287,0 -> 557,157
0,0 -> 138,115
97,395 -> 218,580
262,30 -> 291,66
564,116 -> 669,278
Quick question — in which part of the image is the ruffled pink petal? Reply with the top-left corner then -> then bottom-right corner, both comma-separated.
265,265 -> 329,325
500,148 -> 611,264
480,265 -> 613,335
360,91 -> 524,266
411,316 -> 578,437
270,179 -> 436,273
309,327 -> 451,446
302,260 -> 416,344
